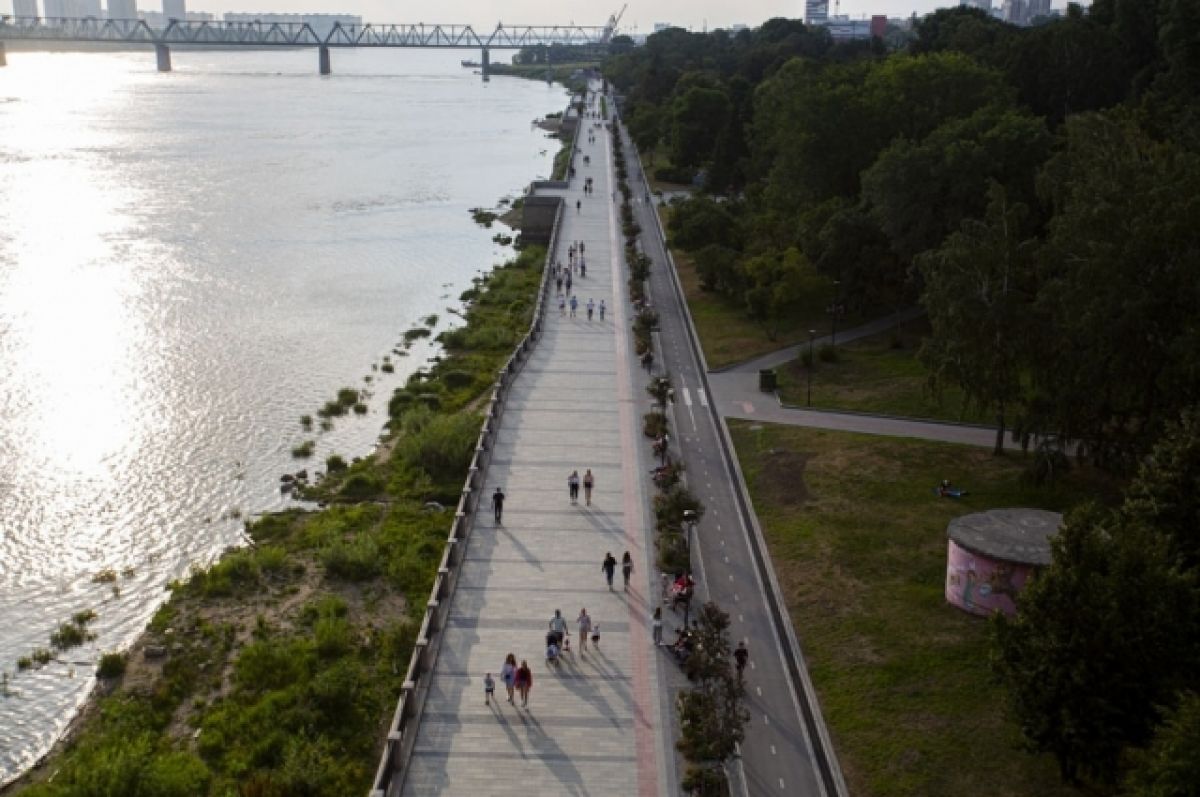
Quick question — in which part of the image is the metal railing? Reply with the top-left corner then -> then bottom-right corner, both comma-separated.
368,105 -> 580,796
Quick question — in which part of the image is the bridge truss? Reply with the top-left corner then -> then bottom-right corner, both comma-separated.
0,17 -> 613,49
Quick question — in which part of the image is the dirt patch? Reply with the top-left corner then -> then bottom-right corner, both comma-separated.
754,448 -> 812,507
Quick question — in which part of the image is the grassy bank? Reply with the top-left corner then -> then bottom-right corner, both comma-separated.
489,62 -> 596,91
7,245 -> 548,797
729,421 -> 1121,797
774,322 -> 989,423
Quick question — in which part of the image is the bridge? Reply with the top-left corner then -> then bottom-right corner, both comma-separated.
0,13 -> 623,74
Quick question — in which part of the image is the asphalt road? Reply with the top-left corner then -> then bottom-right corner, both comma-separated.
616,120 -> 843,797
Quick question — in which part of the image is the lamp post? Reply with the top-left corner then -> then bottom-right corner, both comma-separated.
807,329 -> 816,407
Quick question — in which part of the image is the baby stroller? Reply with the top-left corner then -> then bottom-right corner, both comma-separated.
546,631 -> 563,664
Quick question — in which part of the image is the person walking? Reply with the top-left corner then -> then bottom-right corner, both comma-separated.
569,295 -> 578,318
599,299 -> 606,321
484,672 -> 496,706
568,470 -> 580,504
622,551 -> 633,591
556,274 -> 563,295
500,653 -> 517,703
651,607 -> 663,646
548,609 -> 567,647
559,295 -> 566,317
576,608 -> 593,653
492,486 -> 505,524
587,299 -> 595,321
515,660 -> 533,706
734,641 -> 749,680
583,468 -> 595,506
601,552 -> 617,590
566,272 -> 573,294
580,259 -> 586,278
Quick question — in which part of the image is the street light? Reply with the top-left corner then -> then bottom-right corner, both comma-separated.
807,329 -> 816,407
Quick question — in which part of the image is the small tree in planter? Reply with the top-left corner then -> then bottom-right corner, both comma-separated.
677,601 -> 748,795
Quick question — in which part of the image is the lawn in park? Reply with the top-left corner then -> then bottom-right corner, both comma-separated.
773,320 -> 990,424
729,421 -> 1122,797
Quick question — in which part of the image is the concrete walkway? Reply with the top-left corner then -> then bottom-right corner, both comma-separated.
400,97 -> 670,796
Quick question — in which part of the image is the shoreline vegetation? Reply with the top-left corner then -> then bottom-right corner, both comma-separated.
4,221 -> 550,793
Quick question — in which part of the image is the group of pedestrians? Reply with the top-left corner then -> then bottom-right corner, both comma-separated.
601,551 -> 635,591
488,652 -> 533,708
567,468 -> 595,506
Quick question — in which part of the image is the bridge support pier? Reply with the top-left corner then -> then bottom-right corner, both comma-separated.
319,45 -> 331,75
481,47 -> 489,81
155,43 -> 171,72
0,41 -> 8,68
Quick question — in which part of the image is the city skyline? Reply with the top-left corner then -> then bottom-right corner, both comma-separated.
5,0 -> 1080,30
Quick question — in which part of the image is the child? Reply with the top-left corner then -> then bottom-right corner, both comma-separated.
591,624 -> 601,649
484,672 -> 496,706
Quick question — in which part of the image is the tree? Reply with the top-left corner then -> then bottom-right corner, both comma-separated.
862,105 -> 1051,264
1124,408 -> 1200,570
1124,692 -> 1200,797
917,184 -> 1037,454
670,85 -> 731,169
1026,113 -> 1200,470
676,602 -> 748,793
992,505 -> 1200,784
743,248 -> 830,341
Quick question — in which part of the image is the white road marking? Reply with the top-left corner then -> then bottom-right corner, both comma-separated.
770,745 -> 776,756
738,614 -> 744,623
779,779 -> 786,790
698,388 -> 709,407
764,714 -> 770,725
756,686 -> 762,696
681,387 -> 692,407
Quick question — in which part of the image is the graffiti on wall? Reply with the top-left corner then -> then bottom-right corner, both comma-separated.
945,539 -> 1032,617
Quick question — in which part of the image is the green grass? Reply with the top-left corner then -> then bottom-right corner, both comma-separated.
729,421 -> 1122,797
774,321 -> 989,423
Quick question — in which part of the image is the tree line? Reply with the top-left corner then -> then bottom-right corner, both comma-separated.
605,1 -> 1200,468
606,2 -> 1200,792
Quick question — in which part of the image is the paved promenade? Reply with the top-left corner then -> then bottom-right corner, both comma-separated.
400,103 -> 671,796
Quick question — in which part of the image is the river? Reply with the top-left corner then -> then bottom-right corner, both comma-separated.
0,46 -> 562,782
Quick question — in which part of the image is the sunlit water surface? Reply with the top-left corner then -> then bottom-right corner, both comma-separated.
0,47 -> 561,781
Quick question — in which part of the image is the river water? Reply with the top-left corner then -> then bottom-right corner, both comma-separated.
0,47 -> 561,782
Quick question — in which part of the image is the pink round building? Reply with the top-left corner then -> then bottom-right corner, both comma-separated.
945,509 -> 1061,617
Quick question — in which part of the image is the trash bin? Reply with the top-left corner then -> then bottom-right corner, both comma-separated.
759,369 -> 777,392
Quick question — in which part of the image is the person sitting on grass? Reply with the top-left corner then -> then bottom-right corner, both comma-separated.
936,479 -> 967,498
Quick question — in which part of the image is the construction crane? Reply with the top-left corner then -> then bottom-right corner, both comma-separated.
600,4 -> 627,43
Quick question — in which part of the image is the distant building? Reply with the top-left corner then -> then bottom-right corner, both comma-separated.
1027,0 -> 1052,20
161,0 -> 183,21
107,0 -> 137,20
870,14 -> 887,38
13,0 -> 39,18
958,0 -> 992,10
805,0 -> 829,25
823,16 -> 874,39
652,22 -> 672,32
43,0 -> 101,18
223,12 -> 362,37
729,23 -> 748,31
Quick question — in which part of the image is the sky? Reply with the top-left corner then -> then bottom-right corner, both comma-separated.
8,0 -> 1078,35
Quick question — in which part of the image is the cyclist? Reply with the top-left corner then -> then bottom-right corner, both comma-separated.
734,641 -> 749,679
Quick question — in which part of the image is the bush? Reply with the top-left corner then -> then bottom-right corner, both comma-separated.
818,344 -> 840,363
352,403 -> 368,415
320,537 -> 382,581
442,370 -> 475,390
336,388 -> 360,407
96,652 -> 127,679
404,327 -> 432,343
644,412 -> 669,438
291,440 -> 315,458
395,410 -> 479,485
325,454 -> 348,474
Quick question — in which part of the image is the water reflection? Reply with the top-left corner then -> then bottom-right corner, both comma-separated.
0,47 -> 561,781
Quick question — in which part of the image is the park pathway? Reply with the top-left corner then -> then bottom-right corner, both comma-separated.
400,93 -> 671,796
